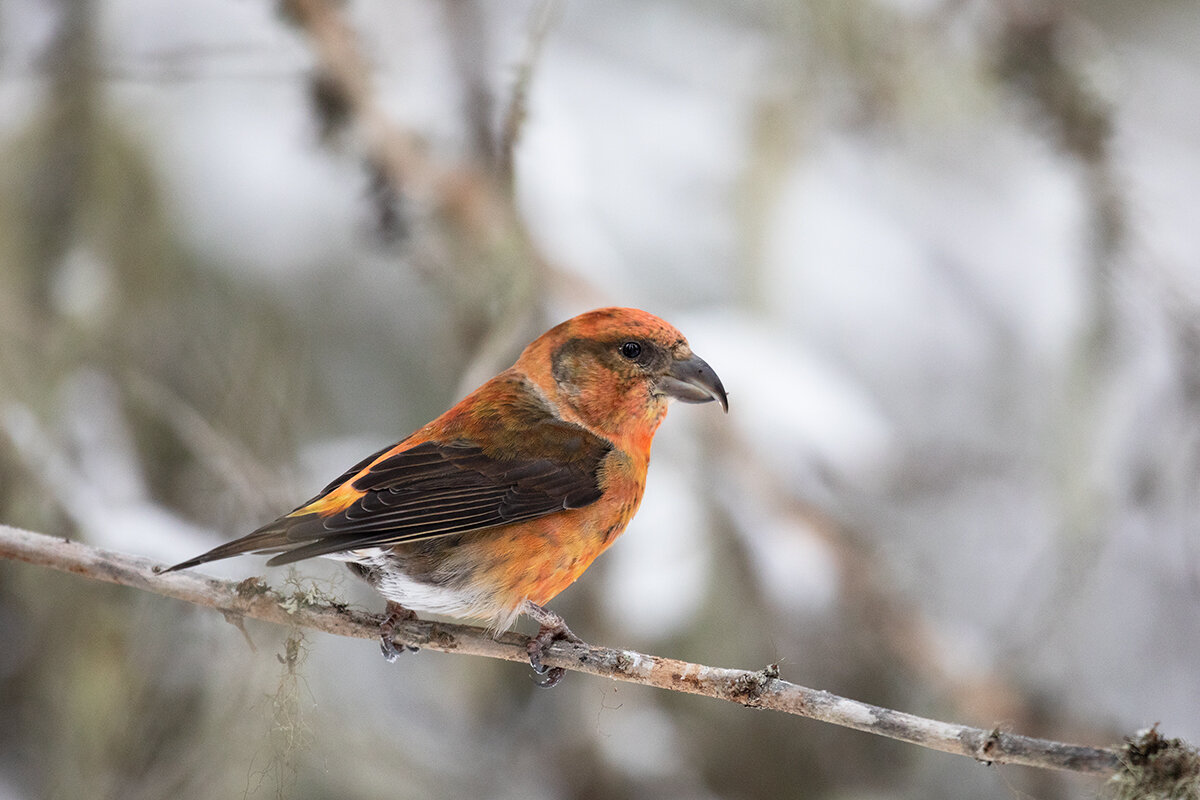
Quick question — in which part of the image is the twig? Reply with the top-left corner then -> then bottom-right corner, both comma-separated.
1,523 -> 1134,776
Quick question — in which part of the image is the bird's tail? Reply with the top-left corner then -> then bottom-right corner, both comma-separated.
162,516 -> 303,572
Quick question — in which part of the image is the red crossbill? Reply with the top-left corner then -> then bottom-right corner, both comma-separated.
167,307 -> 727,684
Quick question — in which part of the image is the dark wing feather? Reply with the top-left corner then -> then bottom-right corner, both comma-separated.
261,435 -> 609,564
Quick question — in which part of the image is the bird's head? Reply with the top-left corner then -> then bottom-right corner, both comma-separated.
516,307 -> 727,446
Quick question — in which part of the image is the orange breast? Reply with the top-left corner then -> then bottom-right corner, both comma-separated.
444,451 -> 646,608
484,498 -> 638,606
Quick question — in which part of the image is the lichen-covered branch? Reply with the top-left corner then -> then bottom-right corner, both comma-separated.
2,523 -> 1170,782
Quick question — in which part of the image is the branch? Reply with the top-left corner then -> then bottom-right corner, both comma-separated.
2,524 -> 1165,783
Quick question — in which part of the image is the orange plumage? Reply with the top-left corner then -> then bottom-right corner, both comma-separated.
167,308 -> 727,679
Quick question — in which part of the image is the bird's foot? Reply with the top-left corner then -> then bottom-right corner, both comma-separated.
379,601 -> 420,663
522,601 -> 584,688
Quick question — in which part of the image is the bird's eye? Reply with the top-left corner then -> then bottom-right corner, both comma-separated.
619,341 -> 642,360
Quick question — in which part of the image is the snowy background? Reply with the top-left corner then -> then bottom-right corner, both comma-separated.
1,0 -> 1198,798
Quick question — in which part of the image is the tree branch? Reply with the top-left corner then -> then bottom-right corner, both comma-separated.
1,524 -> 1159,781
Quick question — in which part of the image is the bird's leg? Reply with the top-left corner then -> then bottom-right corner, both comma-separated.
379,600 -> 420,662
521,600 -> 584,688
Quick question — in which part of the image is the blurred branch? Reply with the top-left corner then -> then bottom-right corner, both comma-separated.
3,524 -> 1176,783
992,1 -> 1129,659
440,0 -> 500,172
498,0 -> 562,191
280,0 -> 556,390
123,372 -> 293,517
280,0 -> 526,248
281,0 -> 442,209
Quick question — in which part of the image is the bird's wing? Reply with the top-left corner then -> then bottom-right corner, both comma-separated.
164,371 -> 614,573
263,430 -> 611,564
164,380 -> 612,572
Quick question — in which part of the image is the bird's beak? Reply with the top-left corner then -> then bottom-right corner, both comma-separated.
658,352 -> 728,412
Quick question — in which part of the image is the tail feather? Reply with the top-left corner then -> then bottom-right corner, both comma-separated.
163,516 -> 306,572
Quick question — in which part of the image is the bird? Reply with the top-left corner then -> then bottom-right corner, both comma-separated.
165,307 -> 727,685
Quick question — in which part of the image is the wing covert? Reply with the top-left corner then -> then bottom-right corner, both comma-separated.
265,417 -> 612,565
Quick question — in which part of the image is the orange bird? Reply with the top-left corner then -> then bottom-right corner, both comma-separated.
167,307 -> 727,684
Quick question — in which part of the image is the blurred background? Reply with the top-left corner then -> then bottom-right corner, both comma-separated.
1,0 -> 1198,798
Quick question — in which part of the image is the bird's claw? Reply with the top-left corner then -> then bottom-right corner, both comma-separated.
530,664 -> 567,688
523,602 -> 584,689
379,637 -> 421,663
379,601 -> 420,663
527,637 -> 549,673
526,638 -> 568,688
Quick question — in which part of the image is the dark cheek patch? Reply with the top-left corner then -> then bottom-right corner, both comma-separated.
551,337 -> 624,394
550,338 -> 591,388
